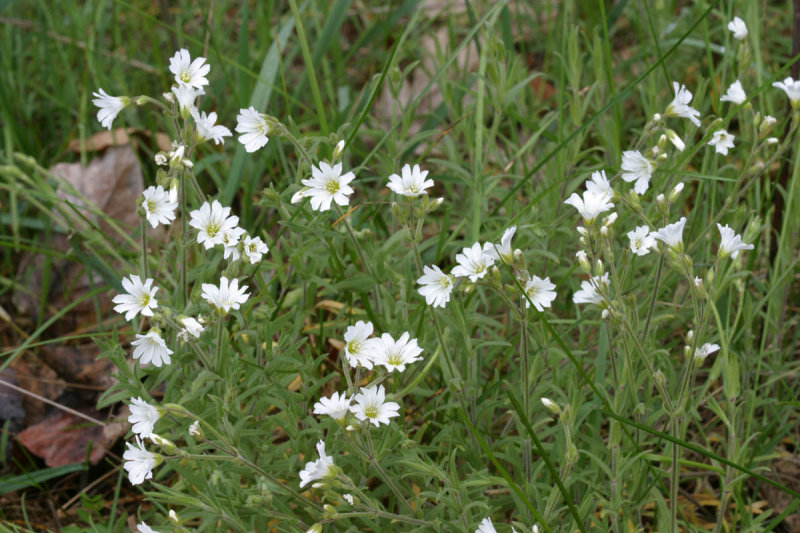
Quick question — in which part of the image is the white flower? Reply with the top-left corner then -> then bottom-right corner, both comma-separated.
665,129 -> 685,151
92,89 -> 129,130
180,316 -> 205,338
694,343 -> 720,363
235,107 -> 270,152
627,226 -> 656,256
476,518 -> 497,533
417,265 -> 454,308
350,385 -> 401,427
773,77 -> 800,105
300,162 -> 356,211
652,217 -> 687,251
243,235 -> 269,264
522,275 -> 557,311
313,391 -> 351,422
168,144 -> 193,169
563,190 -> 614,225
188,200 -> 240,249
452,242 -> 495,282
621,150 -> 654,195
483,226 -> 516,263
299,440 -> 336,488
665,82 -> 701,127
123,437 -> 159,485
220,226 -> 246,261
343,320 -> 381,369
188,420 -> 203,438
343,494 -> 354,505
720,80 -> 746,105
128,397 -> 160,438
141,186 -> 178,228
717,223 -> 754,259
131,330 -> 173,367
169,49 -> 210,89
201,276 -> 250,313
171,84 -> 205,116
374,332 -> 423,373
586,170 -> 612,200
573,273 -> 610,305
708,130 -> 735,155
136,522 -> 156,533
113,275 -> 158,321
727,16 -> 748,40
387,164 -> 434,196
191,109 -> 232,145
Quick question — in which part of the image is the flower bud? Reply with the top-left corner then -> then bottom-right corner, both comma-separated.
653,369 -> 666,388
332,140 -> 345,160
168,510 -> 180,526
669,182 -> 684,203
149,433 -> 178,455
135,96 -> 148,106
163,92 -> 174,103
576,250 -> 590,273
306,525 -> 323,533
665,129 -> 686,151
541,397 -> 560,415
594,259 -> 604,276
189,420 -> 204,439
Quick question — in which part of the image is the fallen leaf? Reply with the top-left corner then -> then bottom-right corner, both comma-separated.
17,410 -> 107,467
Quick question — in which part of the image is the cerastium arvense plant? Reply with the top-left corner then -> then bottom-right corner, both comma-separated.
92,11 -> 797,533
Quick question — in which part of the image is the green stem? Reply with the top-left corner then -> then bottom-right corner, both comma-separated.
287,0 -> 329,134
140,217 -> 148,280
520,302 -> 532,483
215,318 -> 224,375
180,170 -> 188,308
642,255 -> 663,339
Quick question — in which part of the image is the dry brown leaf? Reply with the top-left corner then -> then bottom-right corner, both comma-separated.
17,410 -> 107,467
67,128 -> 171,153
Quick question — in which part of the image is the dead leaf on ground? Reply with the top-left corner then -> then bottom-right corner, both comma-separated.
17,408 -> 127,467
67,128 -> 171,153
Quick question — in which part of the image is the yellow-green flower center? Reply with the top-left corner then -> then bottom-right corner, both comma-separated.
438,276 -> 451,288
179,71 -> 192,83
364,406 -> 378,419
206,223 -> 220,238
387,352 -> 401,366
146,200 -> 156,212
139,294 -> 151,307
347,340 -> 360,354
325,179 -> 340,195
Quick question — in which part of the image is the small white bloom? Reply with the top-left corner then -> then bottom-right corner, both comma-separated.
665,129 -> 685,152
201,276 -> 250,313
313,391 -> 351,422
387,163 -> 434,197
563,190 -> 614,224
141,186 -> 178,228
772,77 -> 800,105
92,88 -> 129,130
220,226 -> 246,261
136,522 -> 157,533
452,242 -> 496,282
171,84 -> 205,116
417,265 -> 454,308
708,130 -> 735,155
374,332 -> 423,373
727,16 -> 748,40
128,397 -> 160,438
766,137 -> 779,144
665,82 -> 701,127
299,440 -> 336,488
343,493 -> 355,505
155,153 -> 168,166
541,397 -> 560,414
180,316 -> 204,338
243,235 -> 269,264
188,200 -> 240,249
131,330 -> 173,367
717,223 -> 754,259
694,342 -> 720,363
191,109 -> 232,145
483,226 -> 517,263
350,385 -> 401,427
586,170 -> 613,200
343,320 -> 381,369
113,275 -> 158,321
235,107 -> 270,152
188,420 -> 203,438
573,272 -> 610,305
300,162 -> 356,212
476,518 -> 497,533
720,80 -> 746,105
123,437 -> 159,485
621,150 -> 654,195
169,49 -> 210,89
652,217 -> 688,251
522,275 -> 557,311
627,226 -> 656,256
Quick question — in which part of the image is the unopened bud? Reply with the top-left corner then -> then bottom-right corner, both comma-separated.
669,182 -> 684,203
168,510 -> 180,526
306,524 -> 323,533
595,259 -> 604,276
576,250 -> 590,273
541,397 -> 560,415
665,129 -> 685,152
332,140 -> 345,160
653,369 -> 666,388
149,433 -> 178,455
163,92 -> 174,103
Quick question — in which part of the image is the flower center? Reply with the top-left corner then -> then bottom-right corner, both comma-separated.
527,286 -> 538,298
325,179 -> 340,195
408,185 -> 418,193
364,406 -> 379,419
146,200 -> 156,212
139,294 -> 151,307
179,71 -> 192,83
387,352 -> 401,366
205,223 -> 220,238
347,340 -> 361,354
438,276 -> 451,288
